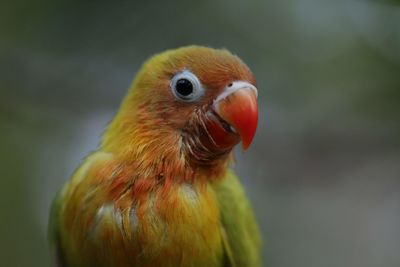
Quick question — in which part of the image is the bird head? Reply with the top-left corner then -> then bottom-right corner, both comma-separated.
102,46 -> 258,176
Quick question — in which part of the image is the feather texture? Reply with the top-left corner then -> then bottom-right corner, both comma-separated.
49,46 -> 261,267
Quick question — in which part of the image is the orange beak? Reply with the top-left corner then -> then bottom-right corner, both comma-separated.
212,82 -> 258,150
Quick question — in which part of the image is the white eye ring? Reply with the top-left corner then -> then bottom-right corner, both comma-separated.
170,70 -> 204,102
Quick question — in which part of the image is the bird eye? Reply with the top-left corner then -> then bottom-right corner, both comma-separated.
170,70 -> 204,102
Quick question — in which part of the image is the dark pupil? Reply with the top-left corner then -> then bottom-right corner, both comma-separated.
176,79 -> 193,96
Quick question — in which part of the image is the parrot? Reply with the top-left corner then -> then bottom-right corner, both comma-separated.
49,46 -> 261,267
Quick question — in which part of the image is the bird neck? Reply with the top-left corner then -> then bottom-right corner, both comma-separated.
100,100 -> 231,184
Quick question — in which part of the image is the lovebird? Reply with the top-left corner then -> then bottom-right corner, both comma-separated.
49,46 -> 261,267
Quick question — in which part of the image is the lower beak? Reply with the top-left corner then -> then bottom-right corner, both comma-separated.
210,82 -> 258,150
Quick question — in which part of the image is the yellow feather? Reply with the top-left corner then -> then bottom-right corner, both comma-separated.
50,46 -> 261,267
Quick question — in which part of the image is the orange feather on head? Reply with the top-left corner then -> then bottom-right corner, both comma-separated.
101,46 -> 258,184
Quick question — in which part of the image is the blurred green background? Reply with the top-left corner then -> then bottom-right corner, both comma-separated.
1,0 -> 400,266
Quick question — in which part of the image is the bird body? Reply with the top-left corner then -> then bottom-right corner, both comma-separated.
50,46 -> 261,267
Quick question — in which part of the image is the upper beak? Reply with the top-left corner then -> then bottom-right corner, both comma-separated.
213,81 -> 258,150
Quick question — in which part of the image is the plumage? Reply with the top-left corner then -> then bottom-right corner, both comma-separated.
49,46 -> 261,267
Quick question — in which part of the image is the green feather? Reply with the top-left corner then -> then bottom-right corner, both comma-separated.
49,186 -> 67,267
213,170 -> 262,267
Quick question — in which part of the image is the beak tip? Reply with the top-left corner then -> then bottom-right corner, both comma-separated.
240,132 -> 256,151
242,143 -> 250,151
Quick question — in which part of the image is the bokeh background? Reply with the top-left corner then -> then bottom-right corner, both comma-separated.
1,0 -> 400,266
